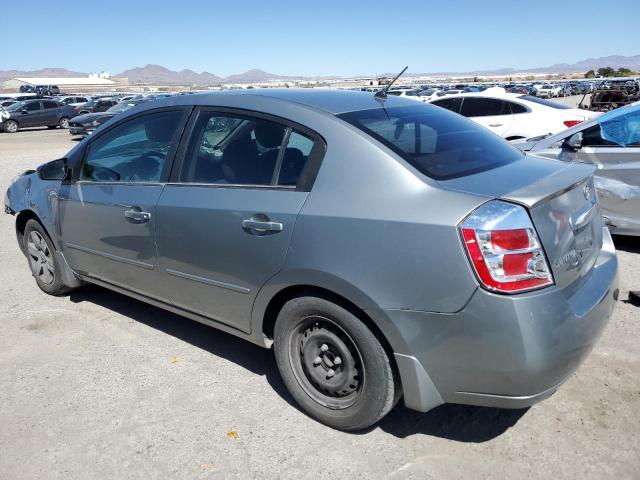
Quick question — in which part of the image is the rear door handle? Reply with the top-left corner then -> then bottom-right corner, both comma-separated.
241,219 -> 283,232
124,209 -> 151,222
489,123 -> 503,127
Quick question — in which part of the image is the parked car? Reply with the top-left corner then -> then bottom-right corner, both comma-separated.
76,98 -> 118,114
0,99 -> 77,132
418,88 -> 446,101
536,84 -> 560,98
68,99 -> 151,136
429,91 -> 599,140
55,96 -> 90,106
4,90 -> 618,431
514,102 -> 640,235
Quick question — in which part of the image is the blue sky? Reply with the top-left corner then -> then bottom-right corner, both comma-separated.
2,0 -> 639,76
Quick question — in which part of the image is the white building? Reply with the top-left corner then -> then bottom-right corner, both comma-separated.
2,76 -> 125,92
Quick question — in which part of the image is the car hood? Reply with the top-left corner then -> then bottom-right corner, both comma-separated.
70,112 -> 113,124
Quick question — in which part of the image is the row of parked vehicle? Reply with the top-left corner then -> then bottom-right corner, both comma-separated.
0,92 -> 182,134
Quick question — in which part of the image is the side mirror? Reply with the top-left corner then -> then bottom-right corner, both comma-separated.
20,109 -> 29,114
563,132 -> 583,151
38,158 -> 68,181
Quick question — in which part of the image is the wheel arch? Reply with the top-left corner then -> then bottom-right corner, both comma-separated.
15,209 -> 47,254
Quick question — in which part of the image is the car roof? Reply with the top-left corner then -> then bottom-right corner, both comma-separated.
141,88 -> 418,115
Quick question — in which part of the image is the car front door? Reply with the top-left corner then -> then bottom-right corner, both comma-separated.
20,101 -> 44,127
460,97 -> 513,137
58,108 -> 189,297
154,109 -> 323,333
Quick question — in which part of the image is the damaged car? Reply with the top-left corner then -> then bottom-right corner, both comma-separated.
514,102 -> 640,236
5,90 -> 619,430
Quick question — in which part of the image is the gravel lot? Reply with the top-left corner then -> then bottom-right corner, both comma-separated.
1,127 -> 639,480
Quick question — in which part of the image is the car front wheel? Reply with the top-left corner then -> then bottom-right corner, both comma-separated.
3,119 -> 18,133
59,117 -> 70,129
274,295 -> 398,431
23,219 -> 73,296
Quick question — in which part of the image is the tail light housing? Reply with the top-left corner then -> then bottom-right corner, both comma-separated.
563,120 -> 582,128
460,200 -> 553,293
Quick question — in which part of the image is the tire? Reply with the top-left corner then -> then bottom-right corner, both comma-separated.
274,295 -> 398,431
3,119 -> 18,133
59,117 -> 69,129
23,219 -> 73,296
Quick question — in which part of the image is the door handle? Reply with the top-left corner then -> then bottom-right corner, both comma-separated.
124,209 -> 151,222
242,219 -> 283,232
489,123 -> 503,127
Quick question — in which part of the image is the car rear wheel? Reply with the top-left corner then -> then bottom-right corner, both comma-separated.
23,219 -> 73,296
59,117 -> 70,129
274,295 -> 398,431
3,120 -> 18,133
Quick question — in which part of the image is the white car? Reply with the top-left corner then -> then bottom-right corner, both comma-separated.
428,90 -> 600,140
536,84 -> 561,98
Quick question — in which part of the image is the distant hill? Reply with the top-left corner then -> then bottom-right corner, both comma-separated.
2,54 -> 639,86
0,68 -> 87,82
116,64 -> 223,85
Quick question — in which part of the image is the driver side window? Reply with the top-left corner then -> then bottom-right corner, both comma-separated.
81,110 -> 184,183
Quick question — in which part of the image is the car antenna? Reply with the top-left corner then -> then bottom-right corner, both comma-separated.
375,66 -> 408,101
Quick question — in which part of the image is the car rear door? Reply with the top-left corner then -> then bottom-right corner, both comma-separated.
154,108 -> 324,333
42,101 -> 60,125
58,107 -> 189,297
459,97 -> 513,137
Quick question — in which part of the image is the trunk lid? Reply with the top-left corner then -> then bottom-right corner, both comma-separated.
440,154 -> 603,289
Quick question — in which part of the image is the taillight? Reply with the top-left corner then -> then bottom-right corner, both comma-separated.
460,200 -> 553,293
563,120 -> 582,128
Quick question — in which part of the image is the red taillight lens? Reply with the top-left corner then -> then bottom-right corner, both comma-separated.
563,120 -> 582,128
460,201 -> 553,293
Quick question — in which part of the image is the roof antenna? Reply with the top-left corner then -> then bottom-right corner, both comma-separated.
375,66 -> 408,101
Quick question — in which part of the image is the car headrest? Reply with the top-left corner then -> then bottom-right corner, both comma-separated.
254,122 -> 285,149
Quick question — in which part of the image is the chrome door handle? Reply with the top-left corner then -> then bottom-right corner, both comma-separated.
124,209 -> 151,222
489,123 -> 503,127
241,219 -> 283,232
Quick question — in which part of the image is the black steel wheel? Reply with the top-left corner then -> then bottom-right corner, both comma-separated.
274,295 -> 398,431
289,315 -> 364,409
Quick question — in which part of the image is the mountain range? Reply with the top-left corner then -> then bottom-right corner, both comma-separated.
1,55 -> 638,85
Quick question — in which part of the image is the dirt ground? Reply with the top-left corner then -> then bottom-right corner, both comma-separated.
0,127 -> 638,479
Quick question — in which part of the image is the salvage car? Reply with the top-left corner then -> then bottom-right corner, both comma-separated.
68,99 -> 151,136
4,90 -> 618,430
429,91 -> 599,140
514,102 -> 640,236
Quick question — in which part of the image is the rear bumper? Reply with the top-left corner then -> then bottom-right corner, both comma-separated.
388,227 -> 618,412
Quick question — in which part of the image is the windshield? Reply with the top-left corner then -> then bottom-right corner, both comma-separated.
5,101 -> 25,111
106,102 -> 137,114
339,104 -> 524,180
517,95 -> 570,109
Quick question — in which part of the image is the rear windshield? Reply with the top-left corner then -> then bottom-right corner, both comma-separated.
338,105 -> 524,180
517,95 -> 570,109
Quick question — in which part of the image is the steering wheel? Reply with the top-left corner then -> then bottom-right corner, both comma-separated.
123,151 -> 165,182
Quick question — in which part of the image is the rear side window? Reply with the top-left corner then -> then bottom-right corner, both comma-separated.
81,110 -> 185,183
43,101 -> 59,109
339,105 -> 523,180
180,112 -> 317,187
460,98 -> 509,117
431,97 -> 461,113
508,101 -> 528,114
